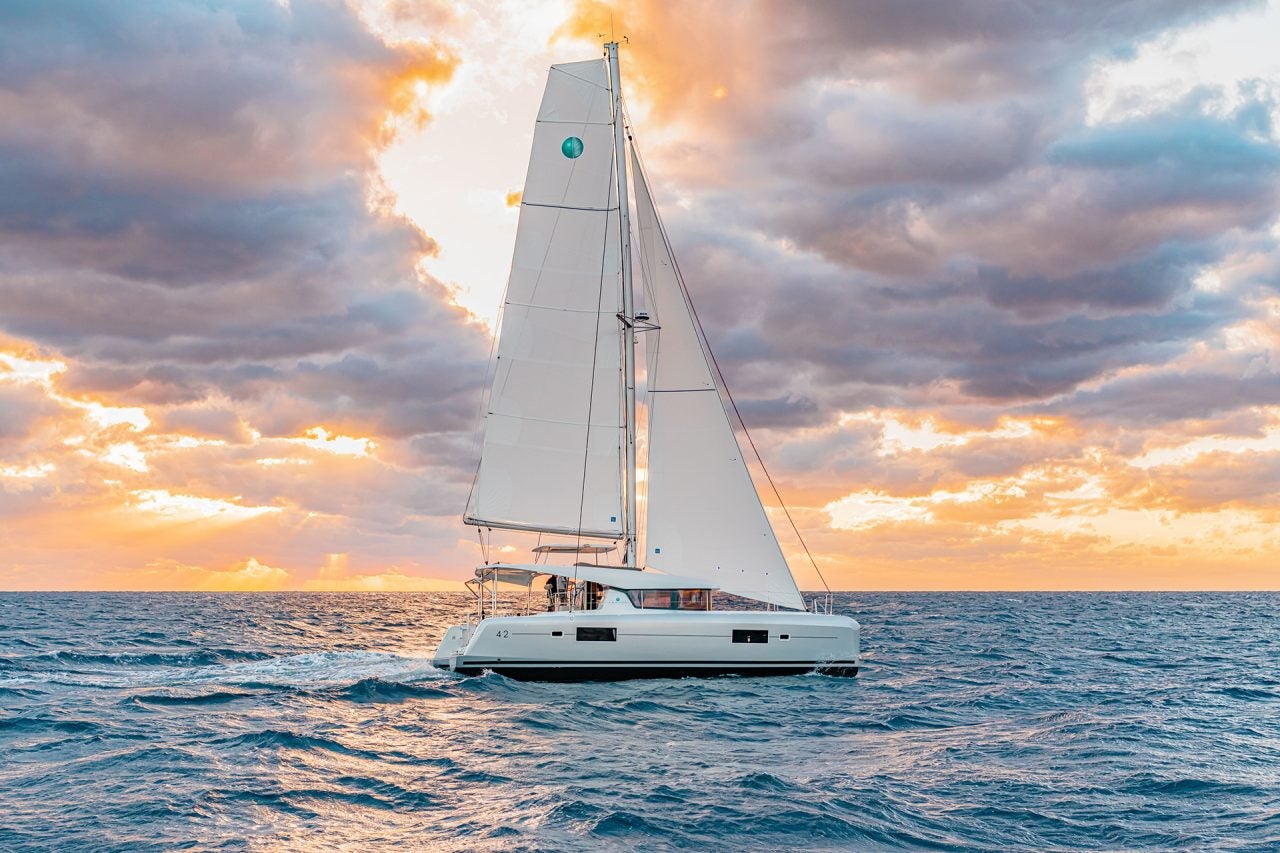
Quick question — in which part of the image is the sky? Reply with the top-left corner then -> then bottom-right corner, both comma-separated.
1,0 -> 1278,592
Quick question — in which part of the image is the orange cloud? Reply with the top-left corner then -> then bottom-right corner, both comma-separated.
553,0 -> 774,185
377,39 -> 459,137
94,555 -> 465,592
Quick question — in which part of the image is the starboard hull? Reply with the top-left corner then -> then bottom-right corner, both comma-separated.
432,610 -> 860,682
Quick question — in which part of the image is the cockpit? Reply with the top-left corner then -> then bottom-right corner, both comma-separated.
467,547 -> 720,619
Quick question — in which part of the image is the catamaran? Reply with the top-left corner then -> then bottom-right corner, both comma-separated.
431,42 -> 859,681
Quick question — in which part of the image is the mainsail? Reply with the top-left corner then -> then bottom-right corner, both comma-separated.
466,59 -> 626,539
632,149 -> 806,611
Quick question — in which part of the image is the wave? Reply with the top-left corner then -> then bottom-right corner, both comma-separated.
1125,775 -> 1263,796
0,716 -> 102,735
325,677 -> 451,703
25,649 -> 274,668
200,783 -> 435,815
3,591 -> 1278,851
123,689 -> 259,707
1214,686 -> 1279,701
2,650 -> 445,691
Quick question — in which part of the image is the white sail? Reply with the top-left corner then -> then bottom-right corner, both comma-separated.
466,59 -> 625,538
633,149 -> 806,610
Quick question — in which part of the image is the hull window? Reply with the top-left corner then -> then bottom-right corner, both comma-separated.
732,630 -> 769,644
576,627 -> 617,642
625,589 -> 712,610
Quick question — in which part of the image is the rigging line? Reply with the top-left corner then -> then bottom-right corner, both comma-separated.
462,248 -> 509,528
627,124 -> 833,596
572,150 -> 618,585
622,99 -> 663,567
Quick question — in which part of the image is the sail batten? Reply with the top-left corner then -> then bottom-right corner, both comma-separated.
632,147 -> 805,611
462,517 -> 623,539
466,58 -> 626,538
520,202 -> 619,212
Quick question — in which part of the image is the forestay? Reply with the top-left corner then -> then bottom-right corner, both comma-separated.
466,59 -> 626,539
632,149 -> 806,611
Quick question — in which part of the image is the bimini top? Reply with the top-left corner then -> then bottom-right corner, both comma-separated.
475,563 -> 717,591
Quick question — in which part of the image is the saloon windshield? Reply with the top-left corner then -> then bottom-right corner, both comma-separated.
625,588 -> 712,611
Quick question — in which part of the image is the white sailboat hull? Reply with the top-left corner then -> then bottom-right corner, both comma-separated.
431,610 -> 859,681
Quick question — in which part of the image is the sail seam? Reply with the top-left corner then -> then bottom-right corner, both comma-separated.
503,300 -> 616,315
522,201 -> 618,213
549,64 -> 610,91
537,118 -> 613,126
464,517 -> 622,538
485,411 -> 623,429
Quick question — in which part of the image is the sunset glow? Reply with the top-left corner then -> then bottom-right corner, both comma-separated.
1,0 -> 1277,591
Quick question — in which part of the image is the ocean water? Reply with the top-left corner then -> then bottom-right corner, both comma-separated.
1,592 -> 1277,852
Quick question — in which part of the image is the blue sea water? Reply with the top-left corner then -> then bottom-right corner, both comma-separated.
1,592 -> 1277,851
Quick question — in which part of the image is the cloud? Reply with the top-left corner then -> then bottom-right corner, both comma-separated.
0,0 -> 491,589
94,555 -> 465,592
0,0 -> 485,422
2,0 -> 1278,590
575,0 -> 1279,448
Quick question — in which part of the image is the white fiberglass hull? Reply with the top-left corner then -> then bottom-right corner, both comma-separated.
431,610 -> 859,682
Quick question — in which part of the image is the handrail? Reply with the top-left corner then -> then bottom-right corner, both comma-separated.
809,594 -> 834,615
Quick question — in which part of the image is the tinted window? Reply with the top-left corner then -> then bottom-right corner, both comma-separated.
732,629 -> 769,644
625,589 -> 711,610
576,627 -> 616,642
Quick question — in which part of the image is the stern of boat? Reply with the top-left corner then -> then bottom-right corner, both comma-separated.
431,623 -> 473,671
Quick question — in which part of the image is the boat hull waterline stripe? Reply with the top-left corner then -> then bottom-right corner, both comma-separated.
445,659 -> 860,681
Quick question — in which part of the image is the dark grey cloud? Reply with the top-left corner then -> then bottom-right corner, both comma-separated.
0,0 -> 486,450
1038,367 -> 1280,426
757,0 -> 1257,98
627,0 -> 1278,435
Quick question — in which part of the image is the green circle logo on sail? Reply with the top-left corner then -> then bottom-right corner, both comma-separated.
561,136 -> 584,158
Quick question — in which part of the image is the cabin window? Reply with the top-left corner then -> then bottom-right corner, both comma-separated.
576,627 -> 616,642
625,589 -> 712,610
732,629 -> 769,644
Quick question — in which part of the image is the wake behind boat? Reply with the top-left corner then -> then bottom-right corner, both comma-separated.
431,42 -> 859,681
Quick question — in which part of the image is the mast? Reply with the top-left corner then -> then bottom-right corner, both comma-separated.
606,41 -> 638,566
